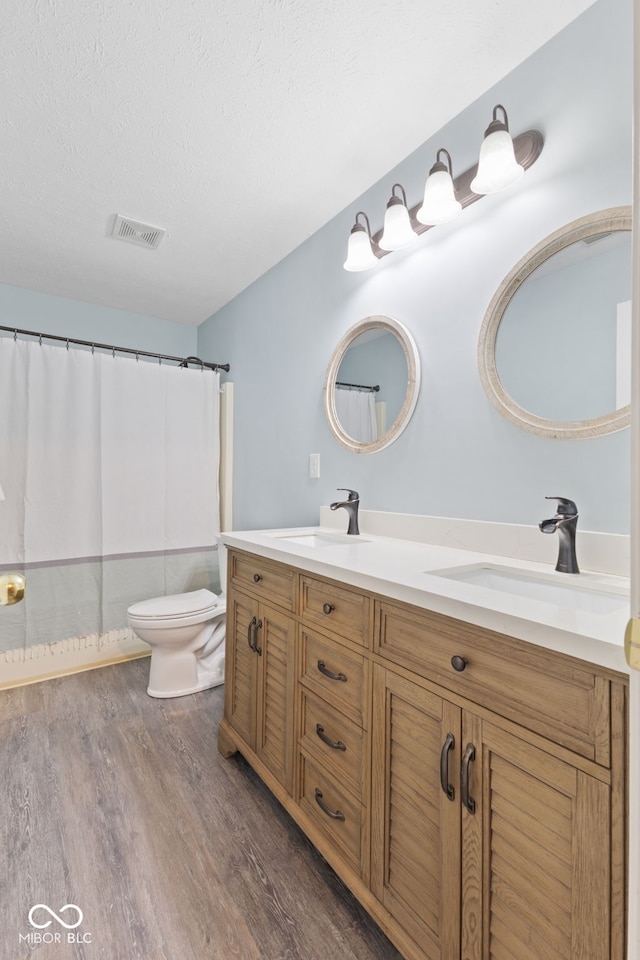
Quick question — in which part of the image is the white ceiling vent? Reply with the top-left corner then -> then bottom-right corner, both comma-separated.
111,215 -> 166,250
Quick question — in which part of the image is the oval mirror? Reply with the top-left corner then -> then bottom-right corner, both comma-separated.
478,206 -> 631,439
324,316 -> 420,453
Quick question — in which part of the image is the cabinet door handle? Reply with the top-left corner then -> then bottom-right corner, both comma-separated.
247,616 -> 257,651
451,656 -> 468,672
253,618 -> 263,656
461,742 -> 476,814
440,732 -> 455,801
316,660 -> 347,682
316,724 -> 347,751
314,788 -> 345,821
322,602 -> 335,615
253,573 -> 263,583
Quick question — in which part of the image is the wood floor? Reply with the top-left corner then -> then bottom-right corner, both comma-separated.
1,658 -> 402,960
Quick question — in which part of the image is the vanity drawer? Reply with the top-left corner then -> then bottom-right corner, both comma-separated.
230,551 -> 296,612
299,754 -> 363,875
300,629 -> 366,727
300,575 -> 370,647
375,599 -> 611,764
299,690 -> 364,799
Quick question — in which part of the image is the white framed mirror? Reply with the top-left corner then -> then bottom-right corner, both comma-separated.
324,315 -> 421,454
478,206 -> 631,439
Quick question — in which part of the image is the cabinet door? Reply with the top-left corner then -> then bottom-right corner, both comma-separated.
255,604 -> 296,793
224,589 -> 259,749
461,717 -> 611,960
371,667 -> 462,960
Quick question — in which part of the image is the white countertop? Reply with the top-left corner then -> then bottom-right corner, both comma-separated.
221,526 -> 631,675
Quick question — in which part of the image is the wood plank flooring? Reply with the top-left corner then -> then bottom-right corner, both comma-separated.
1,659 -> 402,960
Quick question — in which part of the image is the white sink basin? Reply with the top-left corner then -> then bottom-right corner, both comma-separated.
429,563 -> 628,615
273,533 -> 369,548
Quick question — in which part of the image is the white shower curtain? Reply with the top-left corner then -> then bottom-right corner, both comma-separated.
334,386 -> 378,443
0,338 -> 220,650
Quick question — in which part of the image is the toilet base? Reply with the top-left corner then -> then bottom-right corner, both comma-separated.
147,670 -> 225,699
145,623 -> 226,698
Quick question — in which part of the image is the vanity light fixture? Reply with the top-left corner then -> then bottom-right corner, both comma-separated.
343,211 -> 380,271
470,104 -> 524,195
416,148 -> 462,225
342,104 -> 542,270
379,184 -> 418,251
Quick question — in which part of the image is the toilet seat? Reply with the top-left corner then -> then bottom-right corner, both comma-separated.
128,588 -> 224,629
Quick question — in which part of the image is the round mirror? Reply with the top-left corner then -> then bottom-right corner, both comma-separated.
478,206 -> 631,439
324,316 -> 420,453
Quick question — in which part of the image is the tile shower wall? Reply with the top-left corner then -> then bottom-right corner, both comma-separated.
197,0 -> 632,536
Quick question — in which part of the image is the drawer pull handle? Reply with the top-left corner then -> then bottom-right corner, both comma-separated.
253,573 -> 263,583
451,655 -> 468,672
247,616 -> 257,651
461,742 -> 476,814
440,732 -> 455,801
314,788 -> 345,821
253,618 -> 263,656
322,602 -> 335,615
316,724 -> 347,751
317,660 -> 347,682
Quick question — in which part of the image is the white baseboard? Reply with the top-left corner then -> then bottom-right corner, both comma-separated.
0,628 -> 150,690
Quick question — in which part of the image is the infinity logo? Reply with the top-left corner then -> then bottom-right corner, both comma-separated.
28,904 -> 84,930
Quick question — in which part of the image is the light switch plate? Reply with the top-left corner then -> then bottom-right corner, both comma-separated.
309,453 -> 320,479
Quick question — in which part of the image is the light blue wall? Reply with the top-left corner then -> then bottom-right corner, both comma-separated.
0,283 -> 197,356
198,0 -> 632,535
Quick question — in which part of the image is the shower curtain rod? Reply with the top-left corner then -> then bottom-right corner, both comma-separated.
335,380 -> 380,392
0,325 -> 230,372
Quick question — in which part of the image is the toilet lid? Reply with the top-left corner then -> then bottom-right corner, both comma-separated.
128,588 -> 220,620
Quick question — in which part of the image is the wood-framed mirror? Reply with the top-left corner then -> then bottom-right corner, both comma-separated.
323,315 -> 421,454
478,206 -> 631,439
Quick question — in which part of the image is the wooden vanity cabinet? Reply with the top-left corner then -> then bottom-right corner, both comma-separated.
372,598 -> 627,960
219,549 -> 627,960
371,662 -> 619,960
295,572 -> 372,878
370,667 -> 462,960
460,716 -> 613,960
222,554 -> 296,793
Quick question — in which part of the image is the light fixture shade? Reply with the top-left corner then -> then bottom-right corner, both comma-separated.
343,214 -> 379,271
379,186 -> 417,251
470,105 -> 524,195
343,228 -> 379,271
416,150 -> 462,225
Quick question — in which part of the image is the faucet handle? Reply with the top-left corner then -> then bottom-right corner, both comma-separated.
336,488 -> 359,501
545,496 -> 578,517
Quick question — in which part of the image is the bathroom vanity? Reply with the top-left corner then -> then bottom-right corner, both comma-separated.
218,525 -> 629,960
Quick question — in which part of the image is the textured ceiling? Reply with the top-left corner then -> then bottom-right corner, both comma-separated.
1,0 -> 596,326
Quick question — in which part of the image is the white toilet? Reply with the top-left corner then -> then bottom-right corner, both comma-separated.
127,588 -> 226,698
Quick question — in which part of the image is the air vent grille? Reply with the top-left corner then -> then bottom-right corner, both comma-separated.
111,215 -> 166,250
